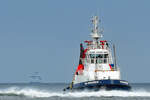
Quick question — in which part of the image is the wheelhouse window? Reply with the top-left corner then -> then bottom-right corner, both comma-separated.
88,53 -> 109,64
90,54 -> 95,58
89,54 -> 95,63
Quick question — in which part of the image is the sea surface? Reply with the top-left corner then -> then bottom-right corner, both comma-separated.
0,83 -> 149,100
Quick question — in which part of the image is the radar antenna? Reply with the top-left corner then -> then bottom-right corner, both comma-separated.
91,16 -> 103,48
91,16 -> 103,40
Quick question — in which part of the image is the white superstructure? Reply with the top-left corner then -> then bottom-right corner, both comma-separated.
73,16 -> 121,84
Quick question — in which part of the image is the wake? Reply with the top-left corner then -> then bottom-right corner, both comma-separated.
0,87 -> 150,98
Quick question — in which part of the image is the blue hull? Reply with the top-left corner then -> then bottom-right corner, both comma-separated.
64,80 -> 131,91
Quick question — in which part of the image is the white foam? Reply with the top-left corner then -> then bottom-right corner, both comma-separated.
0,87 -> 150,98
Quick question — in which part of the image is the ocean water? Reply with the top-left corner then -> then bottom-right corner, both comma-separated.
0,83 -> 149,100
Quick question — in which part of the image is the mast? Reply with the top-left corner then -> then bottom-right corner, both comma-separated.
91,16 -> 103,48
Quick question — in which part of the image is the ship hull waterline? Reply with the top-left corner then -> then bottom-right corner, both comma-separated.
64,80 -> 131,91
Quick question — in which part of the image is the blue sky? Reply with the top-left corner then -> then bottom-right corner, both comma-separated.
0,0 -> 150,83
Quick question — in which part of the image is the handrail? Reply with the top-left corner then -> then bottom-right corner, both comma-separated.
95,69 -> 118,72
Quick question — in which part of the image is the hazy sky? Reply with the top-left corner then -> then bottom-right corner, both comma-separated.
0,0 -> 149,83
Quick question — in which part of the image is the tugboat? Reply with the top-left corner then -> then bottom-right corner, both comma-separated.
64,16 -> 131,91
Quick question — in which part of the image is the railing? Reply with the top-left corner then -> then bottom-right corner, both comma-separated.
87,44 -> 110,50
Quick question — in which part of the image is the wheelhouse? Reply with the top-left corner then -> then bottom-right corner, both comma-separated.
85,49 -> 113,64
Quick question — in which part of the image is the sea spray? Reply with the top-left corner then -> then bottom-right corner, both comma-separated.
0,87 -> 150,98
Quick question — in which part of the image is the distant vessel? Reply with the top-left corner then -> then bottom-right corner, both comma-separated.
29,72 -> 42,84
64,16 -> 131,91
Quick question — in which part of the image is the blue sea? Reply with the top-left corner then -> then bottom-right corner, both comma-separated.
0,83 -> 149,100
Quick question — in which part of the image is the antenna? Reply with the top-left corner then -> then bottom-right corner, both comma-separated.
91,16 -> 103,40
90,16 -> 103,49
113,44 -> 117,70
